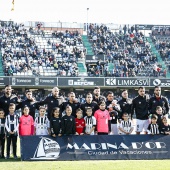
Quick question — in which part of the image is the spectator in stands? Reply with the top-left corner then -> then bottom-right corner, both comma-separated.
123,25 -> 127,35
153,63 -> 158,77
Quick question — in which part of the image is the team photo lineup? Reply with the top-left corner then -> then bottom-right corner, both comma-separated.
1,0 -> 170,169
0,84 -> 169,159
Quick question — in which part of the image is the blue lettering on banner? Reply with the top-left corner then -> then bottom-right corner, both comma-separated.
20,135 -> 170,161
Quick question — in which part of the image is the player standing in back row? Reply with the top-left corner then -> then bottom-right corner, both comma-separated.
132,86 -> 150,134
38,87 -> 65,120
149,86 -> 169,117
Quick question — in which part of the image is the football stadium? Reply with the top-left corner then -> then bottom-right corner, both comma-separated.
0,0 -> 170,169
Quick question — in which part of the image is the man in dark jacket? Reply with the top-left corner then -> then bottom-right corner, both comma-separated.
132,86 -> 150,134
62,92 -> 80,117
38,87 -> 65,120
16,90 -> 39,119
149,86 -> 169,116
0,85 -> 20,116
118,89 -> 132,120
92,86 -> 106,104
81,93 -> 99,117
106,91 -> 121,119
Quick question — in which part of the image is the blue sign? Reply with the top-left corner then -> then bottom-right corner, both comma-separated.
20,135 -> 170,161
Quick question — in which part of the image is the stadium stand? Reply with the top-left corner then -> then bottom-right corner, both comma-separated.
87,23 -> 166,77
150,26 -> 170,77
0,22 -> 87,77
0,22 -> 169,78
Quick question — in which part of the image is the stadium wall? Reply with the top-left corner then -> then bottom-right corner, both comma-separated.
0,77 -> 169,88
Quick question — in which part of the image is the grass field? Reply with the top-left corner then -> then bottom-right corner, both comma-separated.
0,160 -> 169,170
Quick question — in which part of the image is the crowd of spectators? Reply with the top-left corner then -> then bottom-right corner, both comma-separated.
0,22 -> 86,77
151,31 -> 170,72
87,24 -> 165,77
0,22 -> 169,78
152,26 -> 170,36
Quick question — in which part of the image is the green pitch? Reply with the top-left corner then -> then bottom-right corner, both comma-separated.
0,160 -> 169,170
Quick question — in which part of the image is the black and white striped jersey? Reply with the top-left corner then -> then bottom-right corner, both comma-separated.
5,114 -> 19,136
0,118 -> 5,135
84,116 -> 96,135
147,123 -> 159,134
118,120 -> 133,134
